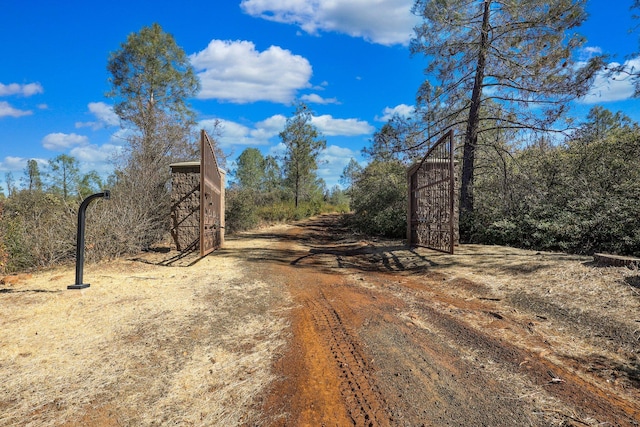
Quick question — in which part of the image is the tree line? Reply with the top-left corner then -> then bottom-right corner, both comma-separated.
0,155 -> 107,273
0,24 -> 345,274
1,23 -> 201,274
4,155 -> 104,200
226,102 -> 349,233
3,1 -> 640,273
347,106 -> 640,257
344,0 -> 640,257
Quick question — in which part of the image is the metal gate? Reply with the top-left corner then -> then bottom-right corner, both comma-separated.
200,129 -> 223,256
407,130 -> 456,253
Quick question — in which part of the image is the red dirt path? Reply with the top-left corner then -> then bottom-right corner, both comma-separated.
251,215 -> 640,426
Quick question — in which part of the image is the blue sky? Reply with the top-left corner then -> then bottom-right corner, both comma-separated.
0,0 -> 638,194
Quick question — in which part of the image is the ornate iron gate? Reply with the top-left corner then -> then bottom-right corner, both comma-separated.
407,130 -> 456,253
200,129 -> 223,256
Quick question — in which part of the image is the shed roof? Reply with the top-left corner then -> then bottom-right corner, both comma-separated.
170,161 -> 200,169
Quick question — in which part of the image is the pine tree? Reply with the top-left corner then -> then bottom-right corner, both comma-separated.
49,154 -> 80,200
106,23 -> 200,248
235,148 -> 266,191
280,103 -> 326,208
411,0 -> 603,236
24,160 -> 43,192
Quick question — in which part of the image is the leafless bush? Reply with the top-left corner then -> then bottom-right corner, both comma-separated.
0,191 -> 78,272
85,186 -> 169,261
0,203 -> 9,274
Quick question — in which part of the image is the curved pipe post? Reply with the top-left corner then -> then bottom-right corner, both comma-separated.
68,190 -> 110,290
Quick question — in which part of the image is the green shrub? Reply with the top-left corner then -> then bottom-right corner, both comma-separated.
348,159 -> 407,238
471,116 -> 640,256
257,202 -> 294,223
225,188 -> 259,234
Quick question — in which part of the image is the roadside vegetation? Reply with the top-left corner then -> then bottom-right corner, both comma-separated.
343,0 -> 640,258
0,156 -> 106,273
225,103 -> 349,234
3,1 -> 640,274
346,106 -> 640,259
0,28 -> 346,274
1,23 -> 201,274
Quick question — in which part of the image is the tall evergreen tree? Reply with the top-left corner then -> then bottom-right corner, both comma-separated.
24,159 -> 43,192
263,155 -> 282,195
572,106 -> 635,143
78,171 -> 104,199
107,23 -> 199,138
4,172 -> 15,197
280,103 -> 326,208
106,23 -> 200,248
235,148 -> 266,191
411,0 -> 603,236
340,158 -> 363,189
49,154 -> 80,200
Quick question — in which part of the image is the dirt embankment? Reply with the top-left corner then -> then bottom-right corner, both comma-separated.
1,214 -> 639,426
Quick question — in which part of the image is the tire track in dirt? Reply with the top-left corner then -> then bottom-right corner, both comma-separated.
374,272 -> 640,425
256,224 -> 392,426
254,215 -> 640,426
306,290 -> 390,426
412,296 -> 640,425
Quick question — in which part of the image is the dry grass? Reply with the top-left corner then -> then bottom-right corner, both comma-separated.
0,234 -> 290,427
2,221 -> 639,426
417,244 -> 640,348
371,244 -> 640,342
409,245 -> 640,408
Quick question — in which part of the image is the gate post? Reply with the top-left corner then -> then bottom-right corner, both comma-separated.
68,191 -> 110,290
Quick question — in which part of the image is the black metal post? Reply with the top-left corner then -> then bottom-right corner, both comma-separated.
68,190 -> 110,289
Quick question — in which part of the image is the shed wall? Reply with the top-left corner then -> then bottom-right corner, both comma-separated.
170,165 -> 200,252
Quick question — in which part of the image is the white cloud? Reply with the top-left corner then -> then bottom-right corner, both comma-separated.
268,142 -> 287,158
69,143 -> 120,174
320,144 -> 356,163
311,114 -> 374,136
108,128 -> 132,145
0,101 -> 32,118
0,82 -> 44,97
579,57 -> 640,104
190,40 -> 312,104
0,82 -> 43,119
42,132 -> 89,151
208,113 -> 372,147
252,114 -> 288,139
89,102 -> 119,126
215,119 -> 255,147
376,103 -> 414,121
301,93 -> 340,104
201,115 -> 287,148
318,144 -> 359,187
240,0 -> 419,46
0,156 -> 30,172
76,102 -> 119,129
581,46 -> 603,58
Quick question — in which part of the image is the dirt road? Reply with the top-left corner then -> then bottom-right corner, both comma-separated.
247,216 -> 640,426
2,214 -> 639,426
